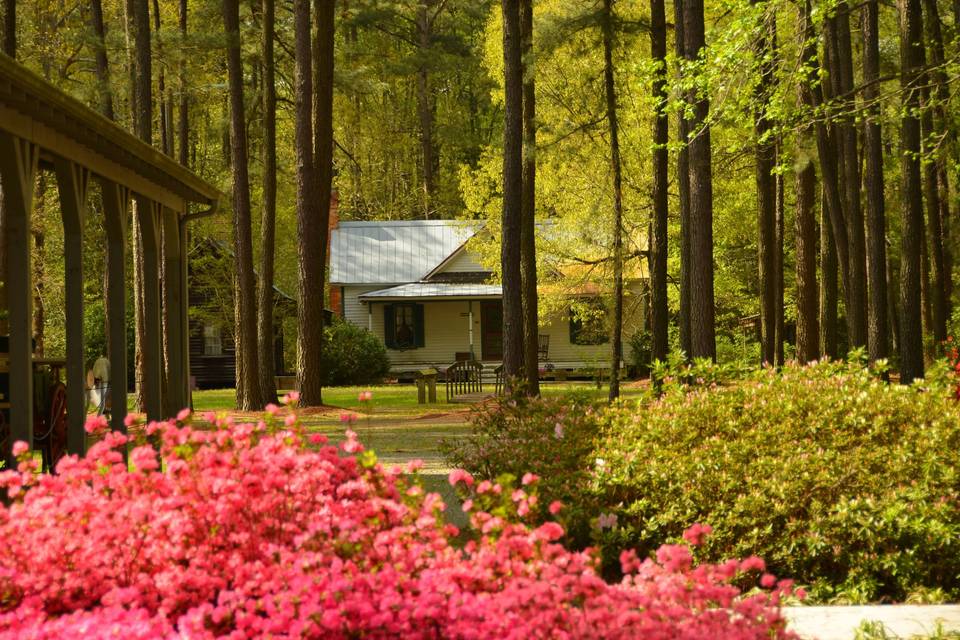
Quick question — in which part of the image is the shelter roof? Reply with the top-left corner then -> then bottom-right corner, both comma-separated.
0,54 -> 219,210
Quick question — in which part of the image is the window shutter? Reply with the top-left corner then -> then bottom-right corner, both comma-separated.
384,305 -> 396,348
414,304 -> 425,348
569,308 -> 579,344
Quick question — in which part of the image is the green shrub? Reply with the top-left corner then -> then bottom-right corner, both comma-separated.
321,319 -> 391,386
441,392 -> 605,547
446,361 -> 960,602
596,361 -> 960,602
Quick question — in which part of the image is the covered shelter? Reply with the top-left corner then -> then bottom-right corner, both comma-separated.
0,54 -> 220,458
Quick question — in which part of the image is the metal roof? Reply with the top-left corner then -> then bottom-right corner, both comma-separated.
359,283 -> 502,301
329,220 -> 480,284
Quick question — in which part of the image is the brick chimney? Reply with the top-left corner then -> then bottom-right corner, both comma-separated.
327,190 -> 342,317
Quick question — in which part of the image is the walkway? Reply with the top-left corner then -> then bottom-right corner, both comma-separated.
786,605 -> 960,639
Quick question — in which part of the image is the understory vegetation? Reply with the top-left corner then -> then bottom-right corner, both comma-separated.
445,360 -> 960,603
0,409 -> 793,638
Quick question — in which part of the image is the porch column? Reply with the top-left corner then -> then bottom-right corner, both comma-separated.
101,179 -> 129,435
180,217 -> 192,410
0,132 -> 39,452
468,301 -> 475,359
367,304 -> 372,332
138,198 -> 163,422
54,159 -> 90,456
162,206 -> 185,415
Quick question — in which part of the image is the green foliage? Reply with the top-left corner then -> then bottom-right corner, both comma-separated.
441,392 -> 606,548
447,362 -> 960,602
596,361 -> 960,602
320,319 -> 391,387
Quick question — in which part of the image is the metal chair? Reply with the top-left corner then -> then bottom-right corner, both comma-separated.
537,334 -> 549,361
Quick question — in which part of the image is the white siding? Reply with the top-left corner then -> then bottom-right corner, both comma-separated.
343,286 -> 475,368
340,283 -> 647,371
437,247 -> 489,274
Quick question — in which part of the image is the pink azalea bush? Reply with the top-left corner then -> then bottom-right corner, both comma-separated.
0,409 -> 796,639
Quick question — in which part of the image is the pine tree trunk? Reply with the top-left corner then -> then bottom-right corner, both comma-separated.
649,0 -> 669,365
416,1 -> 437,218
774,140 -> 785,366
820,186 -> 839,358
682,0 -> 715,360
257,0 -> 278,405
126,0 -> 151,412
799,0 -> 851,331
91,0 -> 115,121
795,156 -> 819,362
829,2 -> 868,348
863,0 -> 888,362
223,0 -> 263,410
178,0 -> 189,167
602,0 -> 624,399
922,0 -> 952,326
500,0 -> 524,384
311,0 -> 335,405
519,0 -> 539,395
898,0 -> 926,382
294,0 -> 319,405
752,0 -> 776,366
674,0 -> 691,358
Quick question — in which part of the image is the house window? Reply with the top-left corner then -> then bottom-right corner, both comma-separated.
569,300 -> 609,345
384,303 -> 425,349
203,323 -> 223,356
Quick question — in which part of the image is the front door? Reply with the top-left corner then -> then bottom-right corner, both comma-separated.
480,301 -> 503,361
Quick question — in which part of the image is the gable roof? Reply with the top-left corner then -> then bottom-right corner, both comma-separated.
329,220 -> 480,285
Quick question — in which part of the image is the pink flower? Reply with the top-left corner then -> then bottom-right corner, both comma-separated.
11,441 -> 28,457
521,472 -> 539,486
548,501 -> 563,515
554,423 -> 564,439
339,413 -> 357,424
597,512 -> 618,529
448,469 -> 474,487
682,523 -> 713,547
760,573 -> 777,588
282,391 -> 300,405
358,391 -> 373,402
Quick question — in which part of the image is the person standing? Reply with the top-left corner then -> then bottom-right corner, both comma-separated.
92,355 -> 110,417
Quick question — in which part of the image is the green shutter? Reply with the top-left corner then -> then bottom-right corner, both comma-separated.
569,308 -> 580,344
414,304 -> 425,348
384,304 -> 396,348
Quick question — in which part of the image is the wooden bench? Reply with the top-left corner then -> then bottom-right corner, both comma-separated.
445,360 -> 484,403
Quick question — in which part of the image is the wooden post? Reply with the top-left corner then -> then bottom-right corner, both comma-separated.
179,218 -> 191,410
101,179 -> 129,435
54,159 -> 90,456
0,132 -> 38,453
162,206 -> 184,415
138,198 -> 162,422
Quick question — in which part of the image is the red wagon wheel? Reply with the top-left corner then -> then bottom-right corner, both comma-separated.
46,382 -> 67,472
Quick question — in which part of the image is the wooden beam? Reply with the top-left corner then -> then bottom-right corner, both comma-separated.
0,56 -> 219,205
54,158 -> 89,456
0,104 -> 188,212
101,178 -> 129,435
162,207 -> 184,415
0,131 -> 38,454
138,198 -> 162,422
